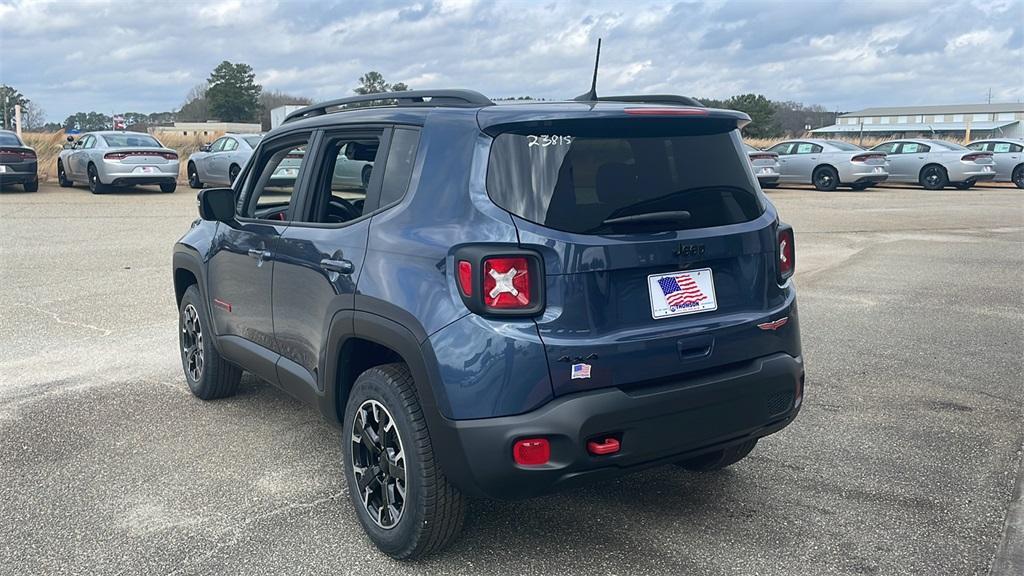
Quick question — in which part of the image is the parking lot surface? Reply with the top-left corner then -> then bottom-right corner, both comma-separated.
1,182 -> 1022,575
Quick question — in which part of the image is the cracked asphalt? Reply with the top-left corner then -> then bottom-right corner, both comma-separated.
1,182 -> 1022,575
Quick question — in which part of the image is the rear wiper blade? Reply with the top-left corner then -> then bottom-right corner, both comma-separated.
599,210 -> 691,227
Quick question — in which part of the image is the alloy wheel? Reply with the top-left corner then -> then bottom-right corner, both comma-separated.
180,304 -> 204,382
351,399 -> 407,529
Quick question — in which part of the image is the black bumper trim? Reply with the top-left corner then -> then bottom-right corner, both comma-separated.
435,352 -> 804,500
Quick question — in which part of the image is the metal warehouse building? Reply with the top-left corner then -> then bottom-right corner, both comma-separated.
811,103 -> 1024,139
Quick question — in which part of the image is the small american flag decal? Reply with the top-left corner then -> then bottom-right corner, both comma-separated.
571,363 -> 592,379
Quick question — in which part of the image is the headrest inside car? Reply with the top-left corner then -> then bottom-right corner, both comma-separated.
345,142 -> 378,161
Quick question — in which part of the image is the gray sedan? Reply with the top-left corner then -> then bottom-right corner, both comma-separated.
967,138 -> 1023,188
187,133 -> 262,188
870,139 -> 995,190
742,143 -> 780,188
766,139 -> 888,191
58,131 -> 179,194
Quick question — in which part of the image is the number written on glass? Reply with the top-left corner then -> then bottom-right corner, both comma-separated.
527,135 -> 573,147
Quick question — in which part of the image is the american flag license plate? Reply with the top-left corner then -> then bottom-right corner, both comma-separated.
648,268 -> 718,319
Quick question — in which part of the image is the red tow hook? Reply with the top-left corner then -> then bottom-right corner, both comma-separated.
587,437 -> 620,456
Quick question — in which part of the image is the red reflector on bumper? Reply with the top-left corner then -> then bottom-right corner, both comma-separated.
513,438 -> 550,466
587,437 -> 620,456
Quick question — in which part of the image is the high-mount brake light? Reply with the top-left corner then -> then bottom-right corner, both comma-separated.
777,225 -> 795,282
624,107 -> 708,116
483,257 -> 531,308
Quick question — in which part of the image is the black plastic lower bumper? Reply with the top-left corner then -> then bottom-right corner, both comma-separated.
757,174 -> 780,185
853,175 -> 888,184
0,171 -> 37,185
110,176 -> 176,187
435,353 -> 804,500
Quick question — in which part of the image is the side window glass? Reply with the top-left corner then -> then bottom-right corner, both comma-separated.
768,143 -> 791,155
379,128 -> 421,207
1011,144 -> 1024,153
223,138 -> 239,152
902,143 -> 919,154
795,143 -> 814,154
872,142 -> 897,154
967,142 -> 987,151
241,135 -> 311,221
211,138 -> 226,152
992,143 -> 1012,153
300,133 -> 383,225
810,144 -> 823,154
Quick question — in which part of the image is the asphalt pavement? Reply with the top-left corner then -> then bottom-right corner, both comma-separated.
1,182 -> 1021,575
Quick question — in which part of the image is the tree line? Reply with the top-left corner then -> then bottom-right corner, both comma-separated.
7,63 -> 838,138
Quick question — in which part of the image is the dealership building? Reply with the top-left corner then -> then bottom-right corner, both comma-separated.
811,103 -> 1024,139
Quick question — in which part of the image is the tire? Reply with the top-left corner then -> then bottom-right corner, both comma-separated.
812,166 -> 839,191
361,165 -> 372,189
23,179 -> 38,192
676,439 -> 758,472
57,161 -> 73,187
342,364 -> 465,560
160,181 -> 177,193
954,180 -> 974,190
229,164 -> 240,185
1012,165 -> 1024,189
919,165 -> 948,190
760,182 -> 778,189
87,163 -> 108,194
188,162 -> 203,189
178,285 -> 241,400
850,182 -> 871,191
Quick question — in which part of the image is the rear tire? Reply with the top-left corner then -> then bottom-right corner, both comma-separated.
760,182 -> 778,189
160,181 -> 177,193
188,162 -> 203,189
954,181 -> 974,190
342,363 -> 465,560
178,285 -> 241,400
850,182 -> 871,191
812,166 -> 839,191
23,179 -> 38,192
87,163 -> 108,194
1011,165 -> 1024,189
57,161 -> 73,187
676,439 -> 758,472
919,165 -> 948,190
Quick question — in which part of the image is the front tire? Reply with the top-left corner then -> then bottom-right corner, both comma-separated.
343,364 -> 465,560
178,285 -> 241,400
1011,165 -> 1024,189
87,163 -> 108,194
812,166 -> 839,191
676,439 -> 758,472
23,179 -> 38,192
229,164 -> 240,185
58,161 -> 73,187
919,165 -> 948,190
160,181 -> 177,193
188,163 -> 203,189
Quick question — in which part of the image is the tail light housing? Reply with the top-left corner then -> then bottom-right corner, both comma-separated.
0,148 -> 36,160
512,438 -> 550,466
749,153 -> 777,162
851,153 -> 885,163
777,223 -> 795,283
104,151 -> 178,160
453,245 -> 545,317
961,152 -> 992,162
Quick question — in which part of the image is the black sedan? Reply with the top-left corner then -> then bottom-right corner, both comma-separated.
0,129 -> 38,192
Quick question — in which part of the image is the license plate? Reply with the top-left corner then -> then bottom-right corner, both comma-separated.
759,167 -> 773,175
648,268 -> 718,319
0,165 -> 6,173
133,166 -> 158,174
874,166 -> 884,173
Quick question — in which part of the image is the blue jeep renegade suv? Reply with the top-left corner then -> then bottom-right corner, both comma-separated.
172,89 -> 803,559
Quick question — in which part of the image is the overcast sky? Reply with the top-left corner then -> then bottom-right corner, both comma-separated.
1,0 -> 1022,122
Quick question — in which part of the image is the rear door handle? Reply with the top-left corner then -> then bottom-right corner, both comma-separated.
247,248 -> 271,259
320,258 -> 354,274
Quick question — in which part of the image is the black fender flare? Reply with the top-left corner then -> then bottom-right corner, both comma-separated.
172,245 -> 221,346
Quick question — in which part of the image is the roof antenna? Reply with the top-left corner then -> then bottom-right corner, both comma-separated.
573,38 -> 602,102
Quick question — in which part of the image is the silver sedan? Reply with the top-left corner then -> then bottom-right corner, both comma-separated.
766,139 -> 888,191
743,143 -> 780,188
187,133 -> 262,188
870,139 -> 995,190
967,138 -> 1023,188
58,131 -> 179,194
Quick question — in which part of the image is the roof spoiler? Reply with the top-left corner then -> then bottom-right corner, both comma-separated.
283,89 -> 494,124
598,95 -> 705,107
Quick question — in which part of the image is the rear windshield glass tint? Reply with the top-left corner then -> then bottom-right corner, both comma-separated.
487,131 -> 762,234
0,133 -> 22,146
101,134 -> 161,148
244,136 -> 262,148
930,140 -> 968,150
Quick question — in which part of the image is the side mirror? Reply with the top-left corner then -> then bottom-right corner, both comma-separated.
66,135 -> 75,142
197,188 -> 236,222
200,143 -> 211,152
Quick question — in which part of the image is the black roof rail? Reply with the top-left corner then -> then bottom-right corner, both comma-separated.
597,94 -> 705,107
283,89 -> 494,123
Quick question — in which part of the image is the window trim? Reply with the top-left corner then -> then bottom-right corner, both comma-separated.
377,126 -> 422,212
235,130 -> 319,224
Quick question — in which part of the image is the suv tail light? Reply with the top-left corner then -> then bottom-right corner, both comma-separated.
777,223 -> 795,283
453,246 -> 545,316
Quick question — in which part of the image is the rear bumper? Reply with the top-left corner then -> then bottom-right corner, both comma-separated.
0,162 -> 37,184
436,352 -> 804,500
852,174 -> 888,184
108,176 -> 177,187
99,160 -> 178,185
757,174 -> 780,185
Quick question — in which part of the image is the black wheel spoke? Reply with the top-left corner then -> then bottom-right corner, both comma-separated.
350,399 -> 407,529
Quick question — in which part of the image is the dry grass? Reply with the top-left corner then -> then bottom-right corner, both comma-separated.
22,131 -> 225,182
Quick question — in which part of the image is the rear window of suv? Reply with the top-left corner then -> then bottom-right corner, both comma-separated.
487,130 -> 762,234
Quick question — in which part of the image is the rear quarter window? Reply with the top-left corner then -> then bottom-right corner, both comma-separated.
487,131 -> 763,235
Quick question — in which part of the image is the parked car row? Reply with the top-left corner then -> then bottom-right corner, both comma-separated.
744,137 -> 1022,191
